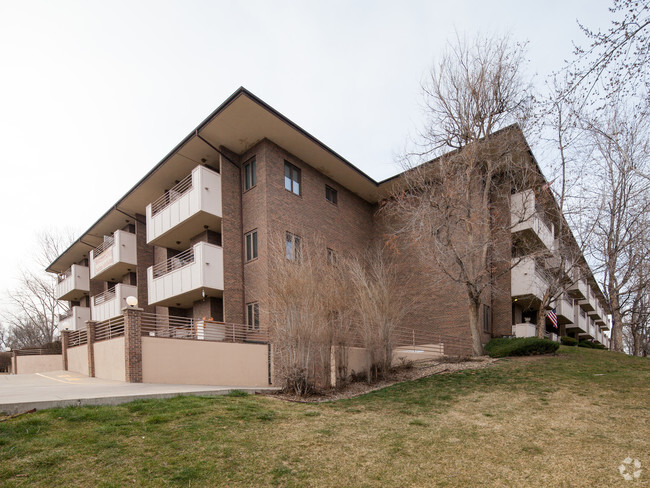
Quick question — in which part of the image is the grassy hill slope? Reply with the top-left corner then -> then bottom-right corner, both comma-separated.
1,346 -> 648,487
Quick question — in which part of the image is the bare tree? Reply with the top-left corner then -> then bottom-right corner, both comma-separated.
531,79 -> 596,338
581,104 -> 650,352
266,233 -> 352,394
568,0 -> 650,106
346,246 -> 410,383
384,34 -> 534,356
1,229 -> 74,350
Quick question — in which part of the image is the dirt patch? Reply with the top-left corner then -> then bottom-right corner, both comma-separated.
267,356 -> 498,403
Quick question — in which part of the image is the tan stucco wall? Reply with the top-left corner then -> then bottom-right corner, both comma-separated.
94,337 -> 125,382
67,345 -> 89,375
346,347 -> 368,376
141,337 -> 269,387
342,344 -> 444,378
16,354 -> 62,374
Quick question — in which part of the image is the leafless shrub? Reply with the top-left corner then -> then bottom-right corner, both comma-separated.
346,245 -> 410,383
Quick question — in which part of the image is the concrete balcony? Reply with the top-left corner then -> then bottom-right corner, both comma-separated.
579,316 -> 597,340
578,295 -> 595,312
146,165 -> 222,250
589,299 -> 604,321
90,283 -> 137,322
511,190 -> 555,251
568,306 -> 589,335
599,314 -> 611,331
56,264 -> 90,301
58,306 -> 90,332
89,230 -> 137,282
567,278 -> 588,300
511,257 -> 548,307
554,298 -> 574,325
147,242 -> 224,308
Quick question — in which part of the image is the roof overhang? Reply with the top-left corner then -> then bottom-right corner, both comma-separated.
47,87 -> 380,273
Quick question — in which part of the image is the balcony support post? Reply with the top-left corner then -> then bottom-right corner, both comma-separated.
61,330 -> 70,371
86,321 -> 98,377
123,307 -> 143,383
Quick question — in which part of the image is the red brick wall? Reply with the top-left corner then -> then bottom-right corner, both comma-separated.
219,147 -> 245,324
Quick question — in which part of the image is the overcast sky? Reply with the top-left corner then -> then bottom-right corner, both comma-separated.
0,0 -> 613,298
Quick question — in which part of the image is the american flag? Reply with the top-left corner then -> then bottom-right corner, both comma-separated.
548,309 -> 558,329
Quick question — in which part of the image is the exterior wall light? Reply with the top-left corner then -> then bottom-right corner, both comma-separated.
126,296 -> 138,308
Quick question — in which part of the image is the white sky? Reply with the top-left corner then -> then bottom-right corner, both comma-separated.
0,0 -> 613,300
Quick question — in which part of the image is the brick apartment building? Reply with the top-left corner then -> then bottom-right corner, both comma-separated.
47,87 -> 611,360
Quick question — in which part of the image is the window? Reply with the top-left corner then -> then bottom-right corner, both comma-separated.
327,248 -> 337,264
285,232 -> 301,261
284,161 -> 301,195
325,185 -> 338,205
245,230 -> 258,262
483,304 -> 492,333
247,302 -> 260,330
244,158 -> 257,191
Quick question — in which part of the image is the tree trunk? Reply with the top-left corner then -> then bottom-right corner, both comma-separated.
468,301 -> 484,356
608,284 -> 624,352
536,308 -> 547,339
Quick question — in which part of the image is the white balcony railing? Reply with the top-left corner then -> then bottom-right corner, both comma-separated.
56,264 -> 90,301
511,257 -> 548,303
511,190 -> 555,250
58,306 -> 90,332
146,165 -> 222,248
90,283 -> 137,322
89,230 -> 137,281
147,242 -> 224,308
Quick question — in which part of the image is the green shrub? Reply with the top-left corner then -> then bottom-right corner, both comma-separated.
485,338 -> 560,358
578,340 -> 597,349
561,336 -> 578,346
593,343 -> 607,350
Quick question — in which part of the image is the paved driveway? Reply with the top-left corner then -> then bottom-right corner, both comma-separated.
0,371 -> 276,415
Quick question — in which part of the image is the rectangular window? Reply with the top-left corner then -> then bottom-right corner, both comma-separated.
327,248 -> 337,264
245,230 -> 258,262
285,232 -> 301,261
284,161 -> 301,195
483,304 -> 492,333
325,185 -> 338,205
244,158 -> 257,191
247,302 -> 260,330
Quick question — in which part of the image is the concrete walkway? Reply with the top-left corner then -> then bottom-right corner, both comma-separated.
0,371 -> 278,415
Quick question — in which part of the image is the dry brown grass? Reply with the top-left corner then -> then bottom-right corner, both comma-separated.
0,346 -> 648,487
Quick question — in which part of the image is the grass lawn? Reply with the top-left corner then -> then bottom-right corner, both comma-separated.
1,346 -> 648,487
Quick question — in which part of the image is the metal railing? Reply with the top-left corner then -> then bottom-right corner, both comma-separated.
345,325 -> 474,359
93,288 -> 116,306
151,247 -> 195,279
140,312 -> 268,343
95,316 -> 125,342
93,235 -> 115,257
68,330 -> 88,347
13,347 -> 62,356
150,173 -> 193,216
57,268 -> 72,283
